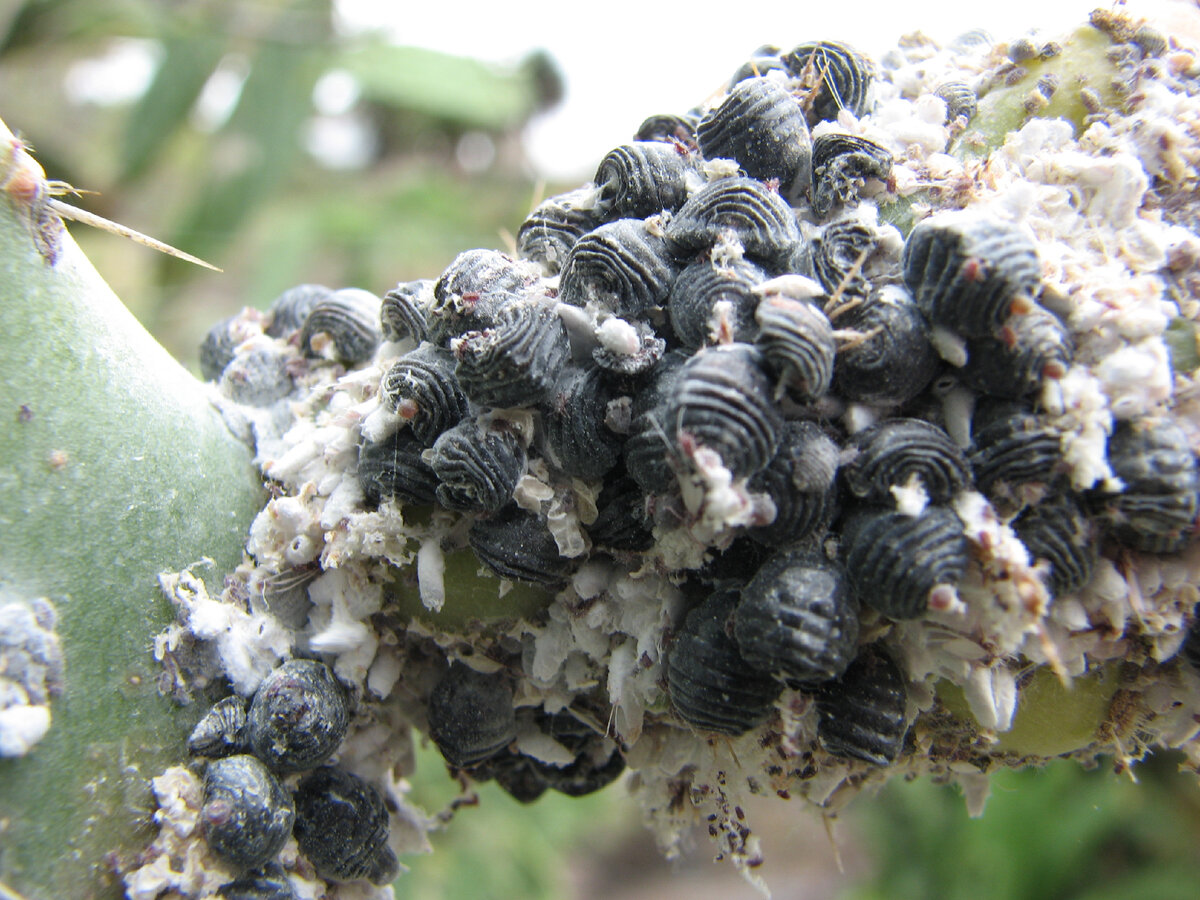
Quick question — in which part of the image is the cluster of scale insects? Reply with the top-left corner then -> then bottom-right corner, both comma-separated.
189,33 -> 1200,894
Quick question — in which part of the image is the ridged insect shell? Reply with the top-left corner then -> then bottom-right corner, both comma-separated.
300,288 -> 381,364
542,364 -> 622,480
357,428 -> 440,507
815,644 -> 908,765
842,419 -> 971,506
902,212 -> 1041,337
188,695 -> 248,759
697,77 -> 813,202
427,661 -> 517,767
246,659 -> 349,774
622,350 -> 689,492
559,218 -> 680,316
667,588 -> 783,736
832,284 -> 939,404
665,176 -> 801,266
588,472 -> 655,552
747,421 -> 840,547
668,257 -> 767,351
1093,416 -> 1200,554
783,40 -> 874,125
516,187 -> 602,275
468,506 -> 580,585
840,505 -> 968,619
200,314 -> 259,382
265,283 -> 332,339
1012,494 -> 1097,597
969,401 -> 1064,506
379,342 -> 470,446
220,343 -> 294,407
380,279 -> 433,344
429,248 -> 534,345
754,294 -> 836,402
453,301 -> 570,408
803,219 -> 880,299
810,133 -> 892,218
960,304 -> 1072,399
201,755 -> 296,870
733,550 -> 859,687
663,342 -> 783,478
427,420 -> 526,513
528,711 -> 626,797
594,141 -> 696,220
727,51 -> 787,88
216,863 -> 297,900
634,111 -> 700,145
293,766 -> 399,885
934,81 -> 978,124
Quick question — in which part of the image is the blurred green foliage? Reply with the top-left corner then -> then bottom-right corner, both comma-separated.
849,754 -> 1200,900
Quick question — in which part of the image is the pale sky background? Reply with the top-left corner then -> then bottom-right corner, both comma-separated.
336,0 -> 1107,179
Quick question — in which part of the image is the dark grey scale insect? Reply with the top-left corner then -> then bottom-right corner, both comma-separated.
1012,494 -> 1097,598
468,506 -> 580,585
300,288 -> 381,365
293,766 -> 399,886
934,81 -> 978,124
357,427 -> 440,507
427,419 -> 526,513
453,301 -> 571,408
960,304 -> 1072,399
516,187 -> 603,276
663,342 -> 783,478
219,344 -> 294,407
379,342 -> 470,446
201,755 -> 295,870
542,364 -> 622,480
1180,614 -> 1200,673
188,695 -> 248,759
782,40 -> 874,125
832,284 -> 940,404
526,711 -> 626,797
732,550 -> 859,688
265,283 -> 332,339
472,751 -> 550,803
666,176 -> 801,268
902,212 -> 1042,337
588,472 -> 655,552
259,566 -> 318,631
747,421 -> 840,548
594,142 -> 696,220
668,256 -> 768,351
217,863 -> 297,900
754,293 -> 836,402
839,505 -> 969,619
728,48 -> 786,87
380,279 -> 433,344
809,133 -> 893,219
800,219 -> 880,299
696,77 -> 813,202
815,644 -> 908,766
622,350 -> 688,493
427,660 -> 517,768
842,419 -> 972,506
1092,415 -> 1200,554
200,314 -> 260,382
246,659 -> 349,774
968,401 -> 1065,508
666,587 -> 783,736
634,111 -> 700,146
695,534 -> 773,586
558,218 -> 681,317
428,248 -> 534,345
